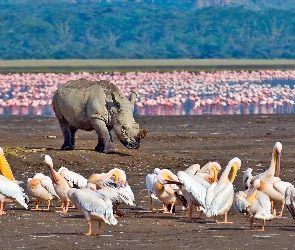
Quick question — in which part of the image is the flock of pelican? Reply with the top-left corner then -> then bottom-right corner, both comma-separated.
1,141 -> 295,234
0,148 -> 135,235
146,141 -> 295,231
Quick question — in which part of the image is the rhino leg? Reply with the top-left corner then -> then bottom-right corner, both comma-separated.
91,119 -> 115,153
69,125 -> 78,147
95,131 -> 114,153
59,122 -> 75,150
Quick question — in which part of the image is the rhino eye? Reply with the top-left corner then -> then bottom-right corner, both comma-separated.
121,126 -> 127,135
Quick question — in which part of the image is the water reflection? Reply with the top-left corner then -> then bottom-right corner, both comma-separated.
134,96 -> 294,116
0,72 -> 295,116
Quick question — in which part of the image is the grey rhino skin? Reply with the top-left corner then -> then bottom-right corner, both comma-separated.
52,79 -> 147,153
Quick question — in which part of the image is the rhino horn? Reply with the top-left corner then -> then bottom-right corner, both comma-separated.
137,128 -> 148,139
130,92 -> 137,103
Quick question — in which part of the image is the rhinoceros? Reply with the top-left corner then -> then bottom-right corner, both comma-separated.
52,79 -> 147,153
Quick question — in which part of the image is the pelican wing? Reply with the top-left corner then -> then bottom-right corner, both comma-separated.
233,191 -> 250,213
206,182 -> 233,217
205,182 -> 217,208
68,188 -> 117,225
117,182 -> 136,206
191,175 -> 211,188
146,173 -> 157,193
58,167 -> 87,188
273,181 -> 292,196
177,171 -> 207,209
39,176 -> 59,198
0,175 -> 28,208
96,184 -> 120,204
253,191 -> 274,220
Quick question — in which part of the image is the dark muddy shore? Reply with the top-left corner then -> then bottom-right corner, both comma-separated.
1,114 -> 295,249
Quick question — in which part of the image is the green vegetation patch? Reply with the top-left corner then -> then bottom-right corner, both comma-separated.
2,146 -> 39,157
0,59 -> 295,73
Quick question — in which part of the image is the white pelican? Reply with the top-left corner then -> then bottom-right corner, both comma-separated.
251,142 -> 282,181
44,155 -> 71,213
155,169 -> 187,213
205,157 -> 241,223
250,142 -> 290,216
167,162 -> 221,219
234,179 -> 274,231
58,166 -> 88,188
0,174 -> 28,215
197,161 -> 222,184
145,167 -> 162,210
0,147 -> 15,181
184,164 -> 200,176
27,173 -> 60,210
88,168 -> 135,216
68,186 -> 117,236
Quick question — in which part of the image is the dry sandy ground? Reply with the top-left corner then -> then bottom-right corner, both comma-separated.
1,115 -> 295,249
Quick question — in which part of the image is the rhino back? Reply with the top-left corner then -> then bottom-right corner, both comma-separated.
53,79 -> 123,130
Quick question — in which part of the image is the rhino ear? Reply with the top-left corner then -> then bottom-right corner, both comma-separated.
129,92 -> 137,104
111,92 -> 128,112
111,92 -> 122,108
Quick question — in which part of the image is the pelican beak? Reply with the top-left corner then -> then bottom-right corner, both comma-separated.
245,184 -> 257,204
164,180 -> 182,185
229,162 -> 239,183
275,150 -> 281,177
212,167 -> 218,182
0,148 -> 15,181
112,171 -> 120,184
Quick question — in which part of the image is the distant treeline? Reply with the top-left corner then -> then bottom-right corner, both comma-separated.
1,0 -> 295,59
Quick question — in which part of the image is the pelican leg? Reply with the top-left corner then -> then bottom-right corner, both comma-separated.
195,206 -> 201,212
31,200 -> 40,211
163,203 -> 174,213
63,201 -> 70,213
169,202 -> 175,213
0,202 -> 6,215
43,200 -> 51,211
56,201 -> 64,208
277,203 -> 284,217
250,216 -> 254,230
162,203 -> 169,213
272,207 -> 277,217
69,202 -> 76,209
196,209 -> 203,219
57,201 -> 69,213
96,220 -> 102,235
259,219 -> 266,231
216,212 -> 233,224
271,201 -> 277,216
215,216 -> 219,224
148,192 -> 154,211
85,220 -> 92,236
187,205 -> 193,219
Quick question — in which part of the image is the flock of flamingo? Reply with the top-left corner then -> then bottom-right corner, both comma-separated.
1,141 -> 295,234
1,70 -> 295,116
